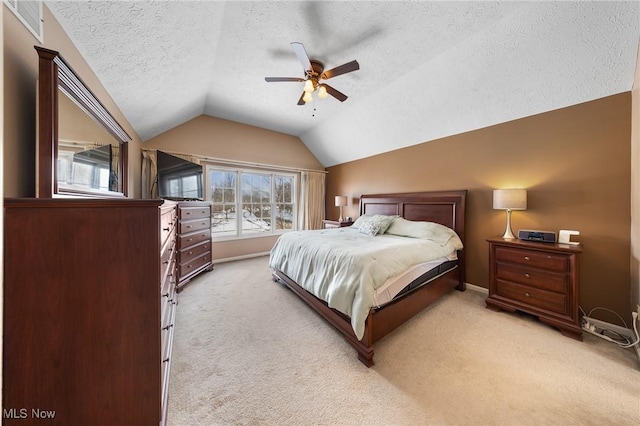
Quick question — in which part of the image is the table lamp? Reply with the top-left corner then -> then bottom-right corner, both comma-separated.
493,189 -> 527,239
335,195 -> 348,222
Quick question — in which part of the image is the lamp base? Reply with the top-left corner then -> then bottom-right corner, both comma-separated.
501,209 -> 517,239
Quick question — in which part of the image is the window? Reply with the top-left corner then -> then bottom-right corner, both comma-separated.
207,166 -> 296,239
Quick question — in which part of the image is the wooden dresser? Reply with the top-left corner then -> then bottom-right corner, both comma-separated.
159,200 -> 178,424
176,201 -> 213,291
486,237 -> 583,340
3,198 -> 176,426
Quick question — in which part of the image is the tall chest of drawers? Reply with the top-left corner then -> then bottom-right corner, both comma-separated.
486,237 -> 583,340
177,201 -> 213,291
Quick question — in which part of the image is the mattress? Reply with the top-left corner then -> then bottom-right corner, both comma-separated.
373,254 -> 458,307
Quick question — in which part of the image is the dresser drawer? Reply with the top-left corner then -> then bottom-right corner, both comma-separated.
179,206 -> 211,221
179,228 -> 211,248
160,236 -> 176,283
180,240 -> 211,263
179,252 -> 212,279
495,246 -> 567,272
161,206 -> 177,242
496,279 -> 567,314
179,218 -> 210,234
495,263 -> 566,293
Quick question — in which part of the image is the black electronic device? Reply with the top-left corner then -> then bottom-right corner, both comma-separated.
518,229 -> 557,243
157,150 -> 204,200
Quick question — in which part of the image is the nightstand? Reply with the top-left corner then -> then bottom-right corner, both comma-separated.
486,237 -> 583,340
322,220 -> 353,229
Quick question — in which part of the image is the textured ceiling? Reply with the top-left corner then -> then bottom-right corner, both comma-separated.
46,1 -> 640,167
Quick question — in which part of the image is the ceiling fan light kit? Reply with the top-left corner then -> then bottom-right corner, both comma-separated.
265,42 -> 359,105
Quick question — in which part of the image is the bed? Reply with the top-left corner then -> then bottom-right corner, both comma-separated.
270,190 -> 466,366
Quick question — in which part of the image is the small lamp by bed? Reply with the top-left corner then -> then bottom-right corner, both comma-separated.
335,195 -> 348,222
493,189 -> 527,239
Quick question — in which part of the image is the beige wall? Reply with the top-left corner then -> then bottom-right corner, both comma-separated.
145,114 -> 323,171
326,93 -> 633,321
144,115 -> 324,261
3,4 -> 142,197
632,41 -> 640,316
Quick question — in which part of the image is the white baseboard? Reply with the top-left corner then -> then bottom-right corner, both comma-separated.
466,282 -> 488,294
214,252 -> 270,264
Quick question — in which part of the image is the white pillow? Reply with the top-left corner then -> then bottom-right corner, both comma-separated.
386,217 -> 462,248
351,214 -> 372,230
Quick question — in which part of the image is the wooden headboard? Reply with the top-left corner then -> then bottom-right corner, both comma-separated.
359,190 -> 467,283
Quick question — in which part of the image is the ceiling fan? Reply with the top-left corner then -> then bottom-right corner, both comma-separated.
265,42 -> 360,105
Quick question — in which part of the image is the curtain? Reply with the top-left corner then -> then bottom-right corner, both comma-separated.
141,149 -> 157,199
300,171 -> 325,230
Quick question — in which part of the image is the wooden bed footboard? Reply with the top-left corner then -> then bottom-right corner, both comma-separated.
273,266 -> 462,366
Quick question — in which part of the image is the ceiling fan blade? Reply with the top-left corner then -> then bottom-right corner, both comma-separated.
322,60 -> 360,79
322,84 -> 348,102
291,42 -> 312,73
297,92 -> 306,106
265,77 -> 304,82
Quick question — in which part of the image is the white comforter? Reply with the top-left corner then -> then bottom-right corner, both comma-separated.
269,227 -> 463,340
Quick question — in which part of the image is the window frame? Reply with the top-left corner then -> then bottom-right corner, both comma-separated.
205,164 -> 298,241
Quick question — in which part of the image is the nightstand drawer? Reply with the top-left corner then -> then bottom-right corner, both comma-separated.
496,279 -> 567,314
495,263 -> 566,293
495,246 -> 567,272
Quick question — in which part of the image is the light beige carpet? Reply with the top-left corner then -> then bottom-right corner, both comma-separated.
167,256 -> 640,426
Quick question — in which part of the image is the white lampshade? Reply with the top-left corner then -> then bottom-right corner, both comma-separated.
303,79 -> 314,93
335,195 -> 348,207
302,91 -> 313,103
317,85 -> 328,99
493,189 -> 527,211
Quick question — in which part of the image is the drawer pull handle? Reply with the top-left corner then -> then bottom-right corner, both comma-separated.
163,357 -> 170,363
163,227 -> 170,232
524,273 -> 530,278
524,292 -> 531,297
524,256 -> 531,261
163,324 -> 173,331
162,293 -> 169,297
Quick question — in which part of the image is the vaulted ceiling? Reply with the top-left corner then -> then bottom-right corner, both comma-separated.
46,1 -> 640,167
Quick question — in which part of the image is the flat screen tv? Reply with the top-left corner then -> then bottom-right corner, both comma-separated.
157,150 -> 203,200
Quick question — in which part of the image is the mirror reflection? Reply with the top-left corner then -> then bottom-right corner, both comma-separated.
57,88 -> 122,193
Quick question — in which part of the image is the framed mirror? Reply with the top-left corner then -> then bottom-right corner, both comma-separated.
36,46 -> 130,198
